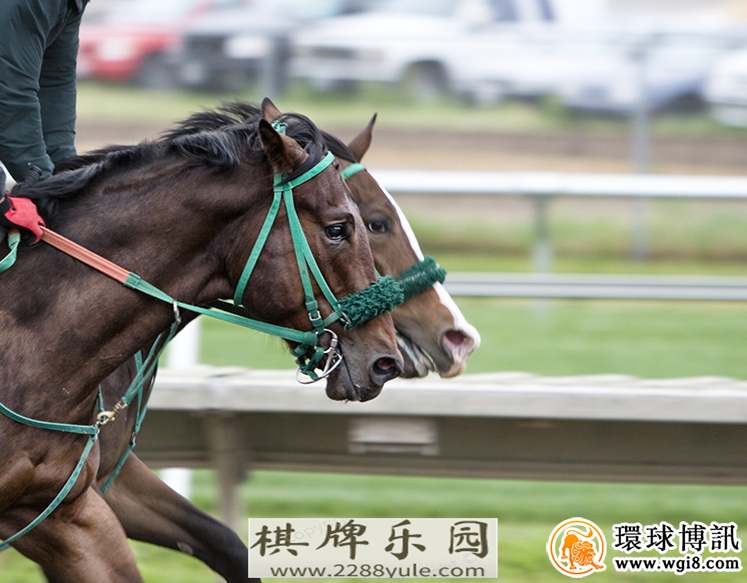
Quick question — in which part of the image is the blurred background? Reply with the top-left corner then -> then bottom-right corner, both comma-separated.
6,0 -> 747,581
73,0 -> 747,121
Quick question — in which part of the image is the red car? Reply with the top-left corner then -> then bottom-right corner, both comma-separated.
77,0 -> 237,88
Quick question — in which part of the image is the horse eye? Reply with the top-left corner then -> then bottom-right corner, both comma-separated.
325,224 -> 347,241
367,220 -> 388,234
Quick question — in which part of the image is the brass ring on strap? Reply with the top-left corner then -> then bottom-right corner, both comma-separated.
96,402 -> 129,427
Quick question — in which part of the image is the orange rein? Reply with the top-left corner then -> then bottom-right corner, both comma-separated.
40,226 -> 130,284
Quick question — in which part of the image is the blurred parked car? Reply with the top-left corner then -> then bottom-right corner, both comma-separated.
176,0 -> 376,92
290,0 -> 559,100
556,30 -> 743,114
447,25 -> 564,104
703,47 -> 747,127
77,0 -> 235,89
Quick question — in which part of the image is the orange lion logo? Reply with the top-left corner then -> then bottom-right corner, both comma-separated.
548,518 -> 606,578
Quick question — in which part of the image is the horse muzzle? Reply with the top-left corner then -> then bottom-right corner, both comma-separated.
324,349 -> 403,402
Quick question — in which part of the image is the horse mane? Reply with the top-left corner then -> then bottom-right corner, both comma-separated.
163,101 -> 358,163
14,101 -> 330,217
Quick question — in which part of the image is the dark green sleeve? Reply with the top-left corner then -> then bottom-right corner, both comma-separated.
0,0 -> 79,182
39,7 -> 82,167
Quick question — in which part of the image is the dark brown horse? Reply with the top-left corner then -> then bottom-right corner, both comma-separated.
0,108 -> 402,581
81,101 -> 479,583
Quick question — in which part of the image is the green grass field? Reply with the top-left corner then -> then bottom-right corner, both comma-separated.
199,298 -> 747,379
3,471 -> 746,582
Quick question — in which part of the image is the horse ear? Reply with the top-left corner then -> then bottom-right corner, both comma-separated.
258,118 -> 306,174
261,97 -> 282,122
347,114 -> 377,162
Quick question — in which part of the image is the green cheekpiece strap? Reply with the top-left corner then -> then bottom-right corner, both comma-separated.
233,187 -> 283,305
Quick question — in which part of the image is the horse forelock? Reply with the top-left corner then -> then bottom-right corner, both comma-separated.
271,112 -> 329,181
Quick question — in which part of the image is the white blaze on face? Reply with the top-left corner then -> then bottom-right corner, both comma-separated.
377,182 -> 481,351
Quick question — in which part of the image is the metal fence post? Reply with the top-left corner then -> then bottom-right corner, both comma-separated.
631,38 -> 651,262
260,36 -> 290,99
532,194 -> 553,315
532,195 -> 553,274
160,319 -> 202,499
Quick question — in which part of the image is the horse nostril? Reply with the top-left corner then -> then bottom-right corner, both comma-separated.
444,329 -> 470,348
372,356 -> 402,382
441,329 -> 477,366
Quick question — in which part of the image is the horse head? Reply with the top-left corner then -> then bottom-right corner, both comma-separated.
334,117 -> 480,377
233,117 -> 402,401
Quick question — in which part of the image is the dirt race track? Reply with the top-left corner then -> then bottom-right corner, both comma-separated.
76,119 -> 747,176
75,119 -> 747,241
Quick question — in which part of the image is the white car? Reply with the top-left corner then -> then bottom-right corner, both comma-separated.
703,47 -> 747,127
175,0 -> 374,91
290,0 -> 561,99
447,25 -> 567,104
557,29 -> 742,115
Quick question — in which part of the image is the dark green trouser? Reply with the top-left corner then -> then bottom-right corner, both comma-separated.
0,0 -> 83,182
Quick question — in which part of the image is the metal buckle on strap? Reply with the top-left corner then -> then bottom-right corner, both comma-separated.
308,308 -> 324,331
296,329 -> 343,384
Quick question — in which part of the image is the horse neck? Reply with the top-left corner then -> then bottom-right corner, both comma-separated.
0,161 -> 264,422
